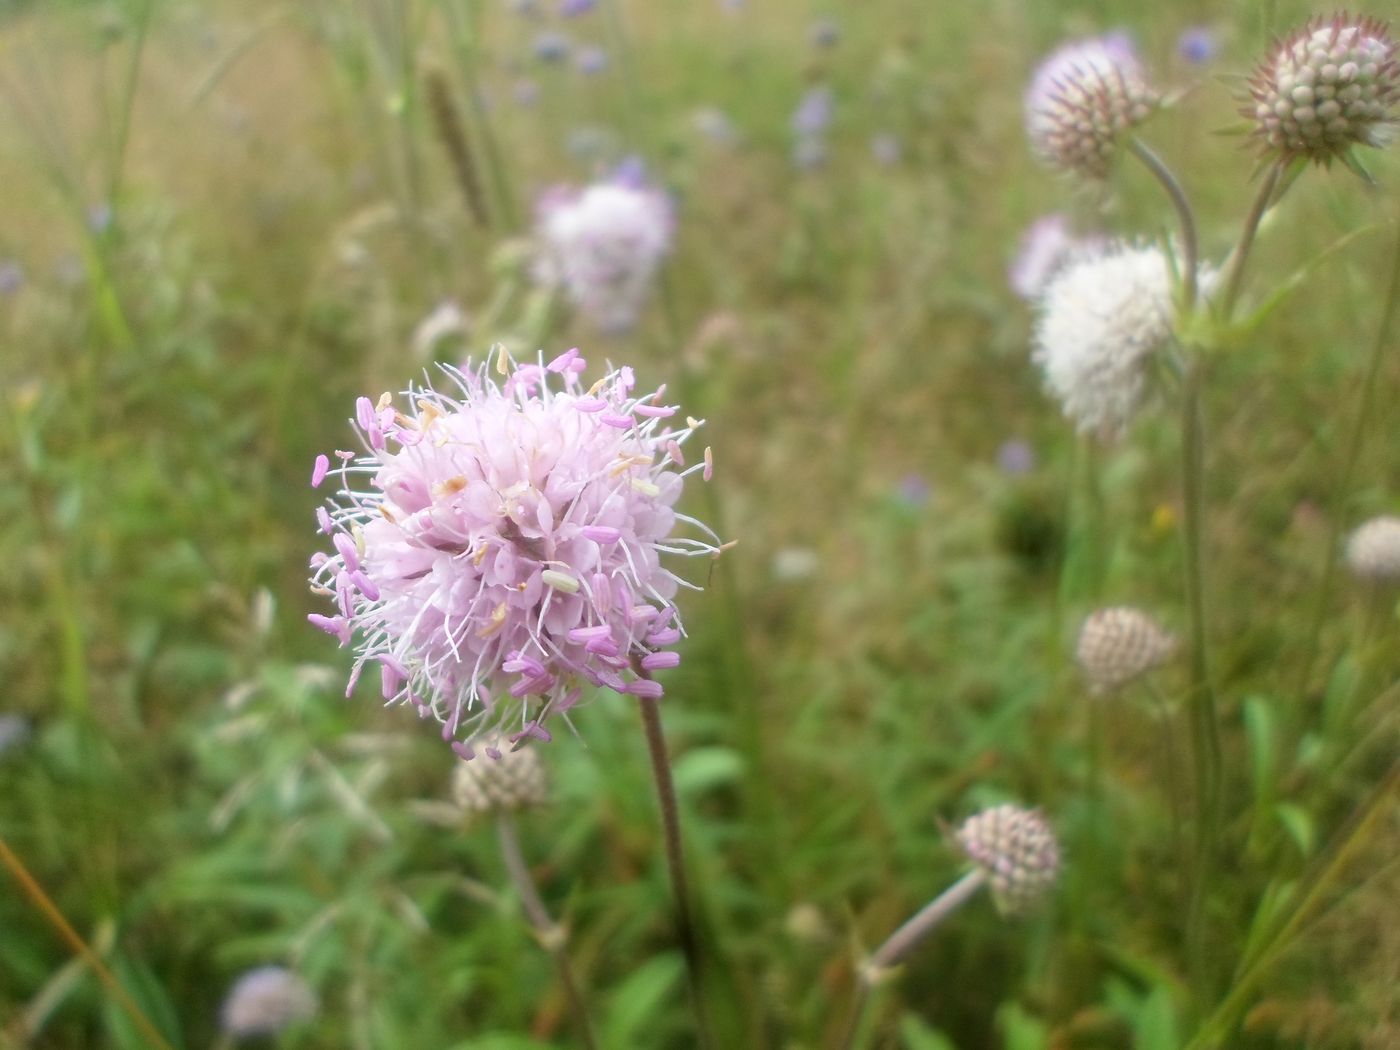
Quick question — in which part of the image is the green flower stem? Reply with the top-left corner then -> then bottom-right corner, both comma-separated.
1130,138 -> 1199,307
1180,354 -> 1224,1008
837,871 -> 987,1050
1218,161 -> 1285,319
637,692 -> 716,1050
495,813 -> 598,1050
1293,218 -> 1400,708
1186,759 -> 1400,1048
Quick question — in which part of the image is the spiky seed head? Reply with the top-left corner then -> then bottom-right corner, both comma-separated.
956,804 -> 1061,915
1345,515 -> 1400,582
1025,35 -> 1158,179
220,967 -> 317,1039
1076,606 -> 1176,693
452,735 -> 549,813
1246,15 -> 1399,164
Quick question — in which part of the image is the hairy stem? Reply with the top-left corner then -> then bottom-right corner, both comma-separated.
1130,138 -> 1199,307
495,813 -> 598,1050
637,694 -> 716,1050
837,872 -> 987,1050
1180,355 -> 1224,1008
1218,161 -> 1285,318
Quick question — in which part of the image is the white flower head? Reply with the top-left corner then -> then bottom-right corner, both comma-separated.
1032,242 -> 1201,437
1345,515 -> 1400,582
535,167 -> 674,333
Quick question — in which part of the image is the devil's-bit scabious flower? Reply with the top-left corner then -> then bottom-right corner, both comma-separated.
1345,515 -> 1400,582
1246,15 -> 1398,164
1025,33 -> 1157,178
1179,26 -> 1219,65
956,805 -> 1061,915
220,967 -> 317,1040
534,173 -> 674,333
1033,241 -> 1200,437
1076,606 -> 1176,693
453,734 -> 549,812
1008,213 -> 1106,300
309,349 -> 722,758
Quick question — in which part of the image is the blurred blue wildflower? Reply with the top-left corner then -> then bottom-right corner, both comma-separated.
1177,26 -> 1218,65
0,261 -> 23,296
870,132 -> 901,167
997,439 -> 1036,476
791,85 -> 833,136
810,17 -> 840,49
575,45 -> 608,74
533,30 -> 570,63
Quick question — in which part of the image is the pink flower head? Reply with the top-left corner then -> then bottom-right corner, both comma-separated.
1008,213 -> 1107,299
308,349 -> 722,758
534,173 -> 674,333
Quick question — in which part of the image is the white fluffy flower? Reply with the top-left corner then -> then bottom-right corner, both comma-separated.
1345,515 -> 1400,582
535,177 -> 673,333
1032,242 -> 1191,437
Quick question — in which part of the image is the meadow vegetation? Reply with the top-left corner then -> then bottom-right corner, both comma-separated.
1,1 -> 1399,1047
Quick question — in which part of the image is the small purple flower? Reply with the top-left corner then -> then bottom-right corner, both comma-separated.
896,473 -> 931,507
1177,26 -> 1218,65
559,0 -> 596,14
512,78 -> 540,107
0,715 -> 30,759
870,132 -> 901,167
809,17 -> 840,49
0,261 -> 23,296
1008,213 -> 1105,300
533,30 -> 570,63
691,107 -> 737,147
997,439 -> 1036,476
221,967 -> 316,1038
575,45 -> 608,75
791,84 -> 833,136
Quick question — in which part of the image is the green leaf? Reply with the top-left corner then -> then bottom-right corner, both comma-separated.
672,747 -> 745,797
1243,696 -> 1277,811
602,953 -> 683,1048
102,951 -> 185,1050
899,1013 -> 960,1050
1274,803 -> 1316,858
997,1002 -> 1049,1050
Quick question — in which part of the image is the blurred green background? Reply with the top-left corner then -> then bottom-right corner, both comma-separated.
2,0 -> 1399,1046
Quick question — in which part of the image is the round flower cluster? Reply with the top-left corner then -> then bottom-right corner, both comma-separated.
1345,515 -> 1400,582
453,735 -> 549,813
1032,241 -> 1200,437
1025,33 -> 1157,179
220,966 -> 317,1040
1076,606 -> 1176,693
309,349 -> 721,759
535,170 -> 673,333
1246,15 -> 1398,163
956,805 -> 1061,915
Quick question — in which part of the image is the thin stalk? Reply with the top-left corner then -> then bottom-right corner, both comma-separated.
1143,679 -> 1186,881
0,837 -> 175,1050
1130,138 -> 1199,307
836,871 -> 987,1050
636,694 -> 716,1050
1186,760 -> 1400,1048
495,813 -> 598,1050
1180,356 -> 1224,1008
1218,161 -> 1284,319
1293,219 -> 1400,706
